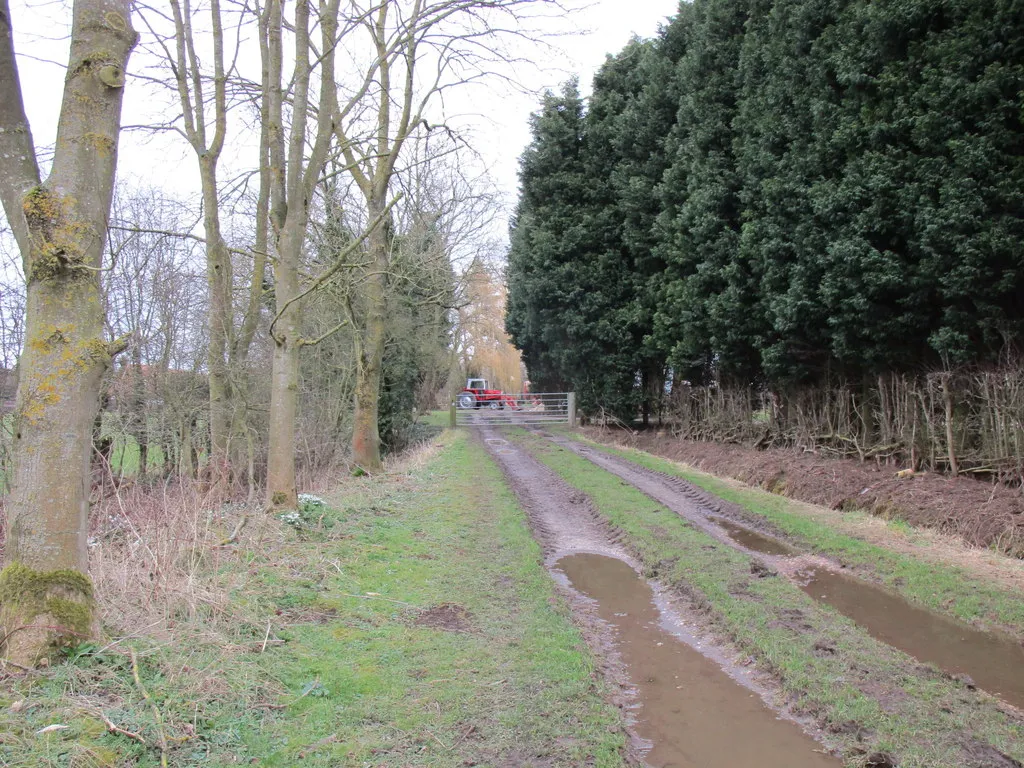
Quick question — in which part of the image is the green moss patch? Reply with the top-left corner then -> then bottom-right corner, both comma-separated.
0,562 -> 94,634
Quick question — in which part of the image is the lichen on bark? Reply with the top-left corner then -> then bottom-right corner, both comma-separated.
0,562 -> 95,664
21,186 -> 91,282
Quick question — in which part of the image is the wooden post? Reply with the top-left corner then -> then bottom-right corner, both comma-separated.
449,401 -> 457,428
568,392 -> 577,428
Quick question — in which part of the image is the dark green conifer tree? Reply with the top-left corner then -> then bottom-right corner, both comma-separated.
654,0 -> 756,385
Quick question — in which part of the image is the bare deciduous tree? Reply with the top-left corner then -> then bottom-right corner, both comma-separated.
262,0 -> 343,508
143,0 -> 267,491
335,0 -> 548,471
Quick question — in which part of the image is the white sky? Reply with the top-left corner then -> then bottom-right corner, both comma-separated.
8,0 -> 678,245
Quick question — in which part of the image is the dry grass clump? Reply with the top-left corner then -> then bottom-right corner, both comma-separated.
0,478 -> 300,766
88,481 -> 271,643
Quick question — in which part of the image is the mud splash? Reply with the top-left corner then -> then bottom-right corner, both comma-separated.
558,554 -> 839,768
799,568 -> 1024,710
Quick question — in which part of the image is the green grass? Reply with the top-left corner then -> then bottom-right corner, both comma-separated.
417,409 -> 452,428
0,431 -> 626,767
561,432 -> 1024,637
238,432 -> 625,766
516,431 -> 1024,768
108,435 -> 169,476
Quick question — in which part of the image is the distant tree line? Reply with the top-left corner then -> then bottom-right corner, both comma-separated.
507,0 -> 1024,429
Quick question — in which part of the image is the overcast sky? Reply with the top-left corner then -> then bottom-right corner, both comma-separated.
8,0 -> 679,245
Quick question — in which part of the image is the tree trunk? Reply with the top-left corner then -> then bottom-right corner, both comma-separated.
266,225 -> 301,510
261,0 -> 338,508
202,156 -> 234,492
0,0 -> 136,665
352,202 -> 388,472
178,416 -> 194,478
942,374 -> 959,476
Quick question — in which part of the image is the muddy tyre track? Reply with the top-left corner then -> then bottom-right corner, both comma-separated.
479,429 -> 632,564
479,428 -> 843,768
538,431 -> 1024,713
547,432 -> 792,543
515,429 -> 1024,767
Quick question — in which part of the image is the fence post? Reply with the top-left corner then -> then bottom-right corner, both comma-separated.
568,392 -> 577,428
449,401 -> 456,428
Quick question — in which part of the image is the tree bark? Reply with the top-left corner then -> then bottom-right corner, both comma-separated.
262,0 -> 339,509
167,0 -> 234,491
352,199 -> 388,471
266,226 -> 301,509
942,374 -> 959,476
202,158 -> 234,490
0,0 -> 136,665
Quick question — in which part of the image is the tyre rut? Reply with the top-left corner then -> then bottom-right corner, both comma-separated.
539,431 -> 1024,713
478,427 -> 842,768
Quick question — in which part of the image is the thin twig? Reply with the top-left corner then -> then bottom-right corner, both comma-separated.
424,728 -> 449,751
219,515 -> 249,546
260,621 -> 272,653
131,649 -> 169,768
94,709 -> 148,745
0,657 -> 40,675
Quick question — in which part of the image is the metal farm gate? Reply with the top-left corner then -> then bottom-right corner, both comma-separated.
450,392 -> 576,427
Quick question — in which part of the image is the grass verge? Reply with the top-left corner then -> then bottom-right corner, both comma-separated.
563,430 -> 1024,637
515,431 -> 1024,768
0,430 -> 626,767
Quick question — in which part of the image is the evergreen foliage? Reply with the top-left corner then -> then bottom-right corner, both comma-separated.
506,0 -> 1024,410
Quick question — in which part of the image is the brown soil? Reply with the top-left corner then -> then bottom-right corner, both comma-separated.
584,426 -> 1024,560
414,603 -> 474,633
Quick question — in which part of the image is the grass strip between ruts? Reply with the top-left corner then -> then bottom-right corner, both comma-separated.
516,431 -> 1024,768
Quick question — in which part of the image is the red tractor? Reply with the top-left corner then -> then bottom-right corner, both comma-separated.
457,378 -> 519,410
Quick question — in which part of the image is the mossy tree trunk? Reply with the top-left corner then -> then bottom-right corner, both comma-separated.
0,0 -> 136,664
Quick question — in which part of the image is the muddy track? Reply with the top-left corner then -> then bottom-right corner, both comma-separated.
534,430 -> 1024,715
547,433 -> 790,538
478,427 -> 841,767
478,429 -> 632,565
541,432 -> 816,571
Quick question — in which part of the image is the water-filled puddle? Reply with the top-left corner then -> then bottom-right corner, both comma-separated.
800,569 -> 1024,709
557,554 -> 839,768
716,519 -> 795,556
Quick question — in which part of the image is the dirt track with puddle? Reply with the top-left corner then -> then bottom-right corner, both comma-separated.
479,428 -> 841,768
541,432 -> 1024,712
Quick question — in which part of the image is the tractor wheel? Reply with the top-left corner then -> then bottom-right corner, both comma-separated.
488,400 -> 503,410
457,393 -> 475,409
